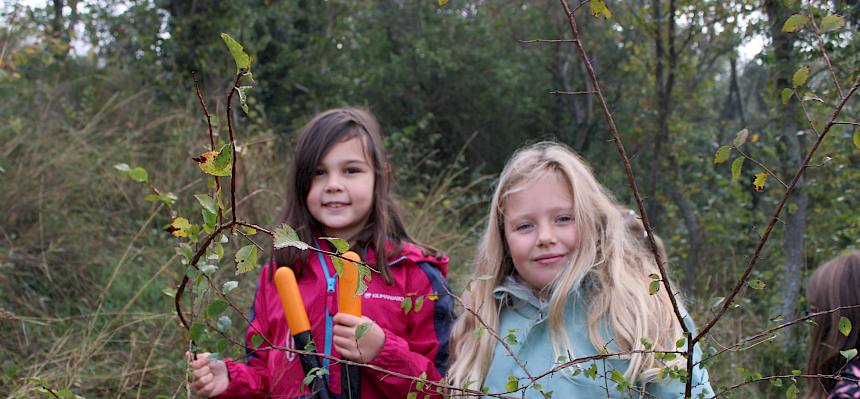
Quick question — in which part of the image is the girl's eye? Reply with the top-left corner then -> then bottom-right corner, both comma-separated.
312,169 -> 326,177
557,215 -> 574,223
344,167 -> 363,174
514,223 -> 533,232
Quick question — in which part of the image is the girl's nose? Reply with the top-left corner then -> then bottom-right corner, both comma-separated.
324,174 -> 344,192
536,224 -> 557,246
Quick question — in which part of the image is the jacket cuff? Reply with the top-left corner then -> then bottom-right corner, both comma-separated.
214,359 -> 255,398
368,326 -> 410,372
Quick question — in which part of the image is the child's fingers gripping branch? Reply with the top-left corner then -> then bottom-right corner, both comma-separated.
187,352 -> 230,398
332,313 -> 385,363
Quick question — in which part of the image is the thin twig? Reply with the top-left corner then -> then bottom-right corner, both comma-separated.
697,304 -> 860,366
806,0 -> 844,98
518,38 -> 578,44
711,373 -> 859,399
549,90 -> 597,95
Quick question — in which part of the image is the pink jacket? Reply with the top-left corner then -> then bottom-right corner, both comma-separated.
219,240 -> 453,398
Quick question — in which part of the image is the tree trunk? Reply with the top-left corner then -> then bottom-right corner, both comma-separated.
765,0 -> 806,341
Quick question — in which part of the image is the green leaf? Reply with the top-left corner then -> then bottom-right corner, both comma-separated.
332,256 -> 344,277
222,280 -> 238,294
585,363 -> 598,380
792,66 -> 809,87
748,278 -> 767,290
506,375 -> 519,392
416,372 -> 427,392
505,328 -> 519,345
220,33 -> 251,72
853,131 -> 860,150
320,237 -> 350,253
216,338 -> 229,353
401,296 -> 413,315
407,393 -> 417,399
839,316 -> 852,336
782,14 -> 808,32
206,299 -> 229,318
414,295 -> 425,312
240,226 -> 256,236
733,128 -> 749,147
235,245 -> 259,274
791,369 -> 802,375
56,389 -> 76,399
195,194 -> 217,215
162,287 -> 176,297
128,167 -> 148,183
731,157 -> 744,182
714,146 -> 731,164
781,88 -> 794,105
189,322 -> 206,342
820,15 -> 846,32
473,326 -> 485,337
753,172 -> 768,192
840,348 -> 858,360
355,322 -> 372,340
251,334 -> 264,348
786,384 -> 799,399
676,338 -> 686,348
273,223 -> 310,250
648,280 -> 661,295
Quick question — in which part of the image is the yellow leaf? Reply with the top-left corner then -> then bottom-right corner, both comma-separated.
438,0 -> 448,5
753,173 -> 768,192
167,217 -> 192,238
590,0 -> 612,19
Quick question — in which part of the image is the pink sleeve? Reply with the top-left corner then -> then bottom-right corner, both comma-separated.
215,267 -> 274,398
366,264 -> 453,398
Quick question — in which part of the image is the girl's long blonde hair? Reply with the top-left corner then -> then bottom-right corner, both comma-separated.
447,142 -> 685,391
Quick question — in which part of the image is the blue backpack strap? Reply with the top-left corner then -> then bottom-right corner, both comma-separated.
417,262 -> 455,375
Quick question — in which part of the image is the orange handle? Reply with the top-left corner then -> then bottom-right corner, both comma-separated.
274,267 -> 311,336
338,251 -> 362,317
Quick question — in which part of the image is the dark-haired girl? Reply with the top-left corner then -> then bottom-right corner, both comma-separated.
189,107 -> 453,398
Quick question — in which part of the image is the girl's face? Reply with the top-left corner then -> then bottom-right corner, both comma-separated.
503,171 -> 579,291
307,136 -> 375,243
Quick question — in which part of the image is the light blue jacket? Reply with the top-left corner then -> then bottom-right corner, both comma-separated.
483,278 -> 713,398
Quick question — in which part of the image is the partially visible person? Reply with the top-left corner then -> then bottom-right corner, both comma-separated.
805,251 -> 860,399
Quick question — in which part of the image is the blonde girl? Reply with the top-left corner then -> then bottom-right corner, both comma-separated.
448,142 -> 711,398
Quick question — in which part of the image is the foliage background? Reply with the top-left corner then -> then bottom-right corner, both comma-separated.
0,0 -> 857,397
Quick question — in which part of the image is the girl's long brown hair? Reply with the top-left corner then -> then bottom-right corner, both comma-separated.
274,107 -> 422,284
804,251 -> 860,398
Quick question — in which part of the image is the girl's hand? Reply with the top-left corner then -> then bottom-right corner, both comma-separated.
332,314 -> 385,363
187,352 -> 229,397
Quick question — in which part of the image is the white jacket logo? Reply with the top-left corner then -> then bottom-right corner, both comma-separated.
363,292 -> 405,302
